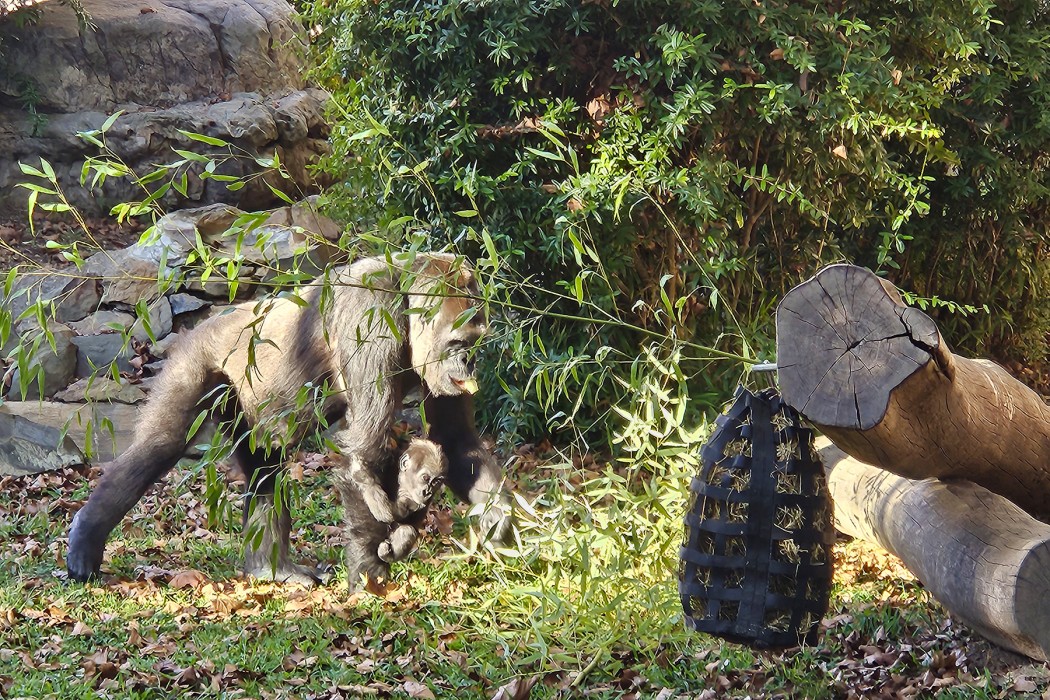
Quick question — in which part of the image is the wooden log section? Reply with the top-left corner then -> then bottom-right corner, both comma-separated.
821,440 -> 1050,661
776,263 -> 1050,520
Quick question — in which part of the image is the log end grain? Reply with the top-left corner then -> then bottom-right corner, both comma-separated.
776,264 -> 941,430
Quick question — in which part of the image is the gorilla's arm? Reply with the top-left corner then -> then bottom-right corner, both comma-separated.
331,390 -> 399,523
423,393 -> 512,542
323,263 -> 414,525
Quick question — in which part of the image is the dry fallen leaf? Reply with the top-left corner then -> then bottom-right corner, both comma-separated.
403,680 -> 436,699
71,620 -> 93,636
168,569 -> 208,590
491,675 -> 539,700
1014,677 -> 1037,693
832,144 -> 849,160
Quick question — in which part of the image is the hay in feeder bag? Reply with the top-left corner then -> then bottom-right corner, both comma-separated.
679,386 -> 835,648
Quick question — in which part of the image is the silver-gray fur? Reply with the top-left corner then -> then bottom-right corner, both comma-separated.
66,253 -> 512,584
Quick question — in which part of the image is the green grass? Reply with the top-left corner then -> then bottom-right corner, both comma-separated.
0,457 -> 1045,699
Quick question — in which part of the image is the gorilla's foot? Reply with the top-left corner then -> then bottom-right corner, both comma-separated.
479,498 -> 515,546
243,561 -> 328,586
346,562 -> 392,593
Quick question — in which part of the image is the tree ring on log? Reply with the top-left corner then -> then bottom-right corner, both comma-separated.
775,264 -> 941,430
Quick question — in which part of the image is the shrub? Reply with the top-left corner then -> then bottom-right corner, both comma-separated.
304,0 -> 1048,443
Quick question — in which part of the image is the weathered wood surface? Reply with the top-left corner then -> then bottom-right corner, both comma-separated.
777,263 -> 1050,519
821,440 -> 1050,661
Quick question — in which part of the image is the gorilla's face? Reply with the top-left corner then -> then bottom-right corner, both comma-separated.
410,262 -> 488,397
397,439 -> 448,512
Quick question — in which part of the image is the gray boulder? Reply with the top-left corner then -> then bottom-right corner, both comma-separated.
71,333 -> 134,377
68,309 -> 136,335
81,247 -> 170,305
1,271 -> 101,326
0,0 -> 304,113
4,321 -> 78,400
1,400 -> 140,462
0,410 -> 84,476
127,296 -> 174,342
0,0 -> 329,214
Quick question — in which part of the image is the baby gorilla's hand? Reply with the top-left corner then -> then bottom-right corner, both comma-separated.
378,524 -> 421,563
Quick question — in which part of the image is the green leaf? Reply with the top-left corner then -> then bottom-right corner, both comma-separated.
266,182 -> 294,204
177,130 -> 230,147
451,306 -> 478,330
523,146 -> 564,162
19,162 -> 45,178
100,110 -> 125,132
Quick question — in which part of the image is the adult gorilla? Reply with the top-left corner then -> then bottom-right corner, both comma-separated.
66,253 -> 511,584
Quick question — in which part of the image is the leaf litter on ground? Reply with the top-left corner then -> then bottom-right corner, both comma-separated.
1,454 -> 1049,698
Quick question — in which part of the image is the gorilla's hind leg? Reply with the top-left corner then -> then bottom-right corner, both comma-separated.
67,439 -> 187,581
236,440 -> 323,586
66,359 -> 220,582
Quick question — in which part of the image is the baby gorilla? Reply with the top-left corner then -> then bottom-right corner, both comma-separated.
339,438 -> 448,589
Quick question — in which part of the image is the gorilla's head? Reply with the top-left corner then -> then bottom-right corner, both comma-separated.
396,438 -> 448,512
408,255 -> 488,397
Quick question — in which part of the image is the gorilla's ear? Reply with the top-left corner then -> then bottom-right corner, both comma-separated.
399,452 -> 410,472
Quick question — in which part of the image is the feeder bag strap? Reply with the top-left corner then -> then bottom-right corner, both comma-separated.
740,391 -> 777,636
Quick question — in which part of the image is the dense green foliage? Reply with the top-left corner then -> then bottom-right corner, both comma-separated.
304,0 -> 1049,442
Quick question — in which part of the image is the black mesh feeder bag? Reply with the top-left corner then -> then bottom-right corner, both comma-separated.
678,385 -> 835,648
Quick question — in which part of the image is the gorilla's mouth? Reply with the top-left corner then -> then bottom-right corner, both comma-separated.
452,377 -> 480,395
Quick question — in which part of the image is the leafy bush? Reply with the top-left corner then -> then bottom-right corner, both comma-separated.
302,0 -> 1049,443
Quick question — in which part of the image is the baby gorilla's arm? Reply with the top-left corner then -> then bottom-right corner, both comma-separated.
377,524 -> 421,563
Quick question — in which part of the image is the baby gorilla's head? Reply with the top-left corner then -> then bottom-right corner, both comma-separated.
396,438 -> 448,515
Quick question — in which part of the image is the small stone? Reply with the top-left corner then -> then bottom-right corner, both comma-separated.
53,376 -> 147,404
128,296 -> 173,342
169,292 -> 210,316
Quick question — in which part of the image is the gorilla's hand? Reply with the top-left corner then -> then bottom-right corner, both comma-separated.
479,497 -> 515,545
379,524 -> 420,563
66,507 -> 106,582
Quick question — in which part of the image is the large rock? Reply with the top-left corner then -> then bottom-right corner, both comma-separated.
1,0 -> 303,112
4,321 -> 78,400
128,296 -> 174,342
1,400 -> 139,462
53,376 -> 147,404
71,333 -> 134,377
68,309 -> 136,335
0,410 -> 84,476
2,271 -> 101,326
0,0 -> 329,214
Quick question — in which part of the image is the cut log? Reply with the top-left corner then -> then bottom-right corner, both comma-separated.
821,440 -> 1050,661
777,263 -> 1050,520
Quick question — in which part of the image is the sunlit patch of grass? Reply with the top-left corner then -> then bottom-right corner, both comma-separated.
1,454 -> 1047,698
